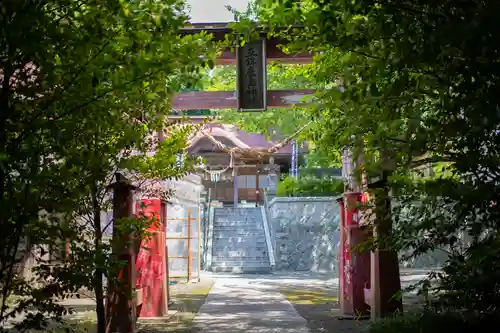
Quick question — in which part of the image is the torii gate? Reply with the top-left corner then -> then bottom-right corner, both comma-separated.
173,22 -> 402,320
106,23 -> 402,333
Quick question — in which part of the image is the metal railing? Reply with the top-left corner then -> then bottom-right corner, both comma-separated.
262,189 -> 277,266
205,206 -> 215,270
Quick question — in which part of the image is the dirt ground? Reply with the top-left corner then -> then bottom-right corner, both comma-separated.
279,285 -> 427,333
3,278 -> 215,333
283,291 -> 426,333
137,278 -> 215,333
278,285 -> 370,333
251,270 -> 428,333
6,271 -> 427,333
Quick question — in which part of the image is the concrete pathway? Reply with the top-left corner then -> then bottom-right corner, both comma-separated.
191,270 -> 433,333
192,275 -> 310,333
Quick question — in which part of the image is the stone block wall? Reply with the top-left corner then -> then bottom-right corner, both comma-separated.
267,196 -> 448,274
268,196 -> 341,274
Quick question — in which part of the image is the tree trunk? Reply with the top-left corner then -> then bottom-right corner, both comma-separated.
0,69 -> 21,322
106,177 -> 136,333
92,182 -> 106,333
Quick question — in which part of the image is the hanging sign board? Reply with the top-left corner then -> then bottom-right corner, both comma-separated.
236,38 -> 267,111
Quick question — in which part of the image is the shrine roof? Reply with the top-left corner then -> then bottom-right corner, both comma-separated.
188,123 -> 307,154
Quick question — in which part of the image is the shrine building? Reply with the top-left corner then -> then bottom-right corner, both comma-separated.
172,116 -> 307,205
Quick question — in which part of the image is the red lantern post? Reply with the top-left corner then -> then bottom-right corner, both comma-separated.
338,192 -> 371,318
135,198 -> 169,318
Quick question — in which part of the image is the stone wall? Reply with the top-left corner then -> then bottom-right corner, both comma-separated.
268,196 -> 341,274
267,196 -> 448,274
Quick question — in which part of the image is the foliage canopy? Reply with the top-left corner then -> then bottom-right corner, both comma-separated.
0,0 -> 211,330
239,0 -> 500,314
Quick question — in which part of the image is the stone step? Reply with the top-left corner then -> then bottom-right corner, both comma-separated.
212,250 -> 269,256
213,229 -> 264,233
211,265 -> 271,272
214,220 -> 261,225
213,244 -> 267,249
213,238 -> 266,243
210,266 -> 272,274
213,240 -> 267,246
213,231 -> 265,236
212,248 -> 268,258
212,255 -> 269,265
213,250 -> 269,257
214,217 -> 262,222
215,208 -> 261,213
214,222 -> 262,227
215,215 -> 261,218
213,232 -> 264,238
214,240 -> 265,245
215,216 -> 261,220
213,245 -> 268,251
213,225 -> 264,233
211,207 -> 270,275
213,242 -> 267,247
215,214 -> 262,218
213,234 -> 267,240
214,244 -> 267,250
215,212 -> 261,215
213,244 -> 267,248
211,264 -> 270,268
213,235 -> 266,240
213,255 -> 269,261
211,260 -> 270,267
213,241 -> 266,245
214,219 -> 261,223
214,215 -> 261,219
214,223 -> 260,226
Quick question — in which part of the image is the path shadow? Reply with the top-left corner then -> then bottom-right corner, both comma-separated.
200,270 -> 432,333
138,279 -> 214,333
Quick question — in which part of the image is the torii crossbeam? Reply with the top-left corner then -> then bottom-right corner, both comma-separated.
173,23 -> 315,111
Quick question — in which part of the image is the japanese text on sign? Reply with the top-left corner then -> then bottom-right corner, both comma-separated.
237,39 -> 266,111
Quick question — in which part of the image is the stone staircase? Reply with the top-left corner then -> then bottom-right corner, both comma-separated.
211,207 -> 271,273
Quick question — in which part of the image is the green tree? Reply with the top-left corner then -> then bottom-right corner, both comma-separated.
246,0 -> 500,314
0,0 -> 211,330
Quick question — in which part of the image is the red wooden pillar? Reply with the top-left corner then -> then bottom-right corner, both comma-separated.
106,175 -> 137,333
338,192 -> 371,318
369,189 -> 403,318
135,198 -> 169,318
337,197 -> 346,312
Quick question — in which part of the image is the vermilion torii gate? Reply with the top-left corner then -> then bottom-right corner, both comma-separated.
173,22 -> 402,320
106,23 -> 402,333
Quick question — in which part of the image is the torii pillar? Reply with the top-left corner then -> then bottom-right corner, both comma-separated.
106,174 -> 137,333
338,147 -> 402,319
366,175 -> 403,319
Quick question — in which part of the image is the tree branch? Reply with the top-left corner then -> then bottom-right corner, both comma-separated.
15,68 -> 167,145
